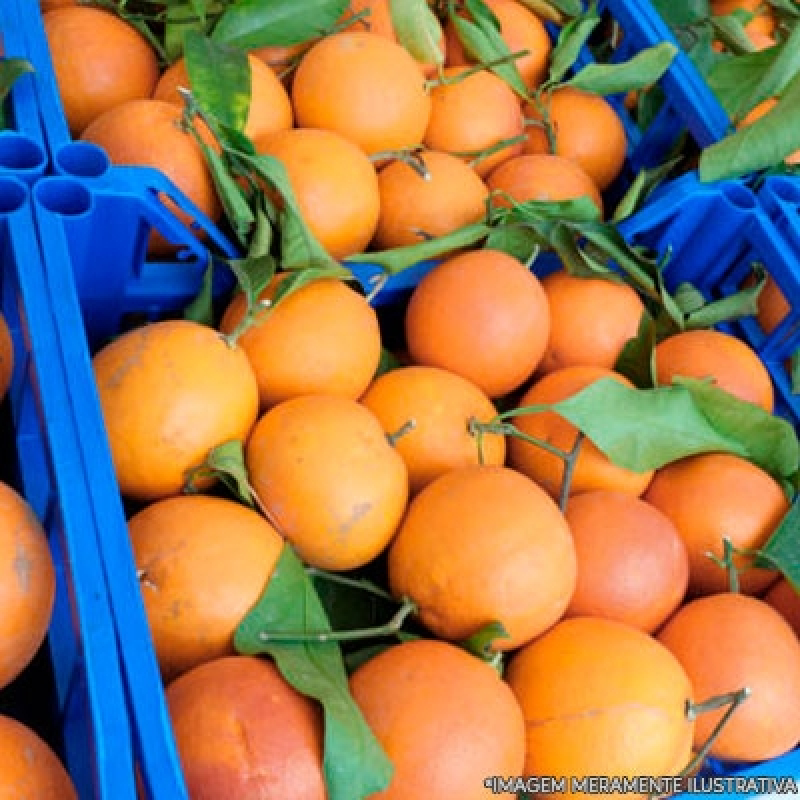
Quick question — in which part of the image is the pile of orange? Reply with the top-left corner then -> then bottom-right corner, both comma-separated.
36,0 -> 800,797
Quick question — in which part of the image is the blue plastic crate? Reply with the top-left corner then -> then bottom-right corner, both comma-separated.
0,174 -> 141,798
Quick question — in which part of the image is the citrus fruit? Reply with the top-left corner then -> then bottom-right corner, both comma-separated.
349,638 -> 526,799
404,248 -> 551,398
245,394 -> 409,571
564,489 -> 690,633
92,319 -> 259,502
643,452 -> 786,596
506,616 -> 695,797
507,365 -> 655,500
0,314 -> 13,403
764,578 -> 800,639
130,494 -> 283,683
657,592 -> 800,762
166,655 -> 326,800
219,276 -> 382,410
360,364 -> 506,494
388,464 -> 576,649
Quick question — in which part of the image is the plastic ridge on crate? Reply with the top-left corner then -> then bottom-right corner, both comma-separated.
0,0 -> 48,183
0,175 -> 141,798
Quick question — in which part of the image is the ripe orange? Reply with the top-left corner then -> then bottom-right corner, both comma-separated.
349,638 -> 526,799
654,328 -> 775,412
372,149 -> 490,250
444,0 -> 552,90
92,319 -> 259,502
0,715 -> 77,798
219,276 -> 382,410
507,365 -> 655,500
657,592 -> 800,762
166,655 -> 326,799
404,248 -> 551,398
0,313 -> 13,403
486,152 -> 604,215
81,99 -> 222,255
245,394 -> 409,571
129,494 -> 283,683
360,365 -> 506,494
756,273 -> 789,334
424,66 -> 525,177
764,577 -> 800,639
43,6 -> 160,136
388,464 -> 576,649
291,31 -> 432,155
524,88 -> 629,191
537,269 -> 645,375
564,490 -> 690,633
506,616 -> 695,794
253,127 -> 381,259
0,483 -> 55,691
153,52 -> 294,143
643,452 -> 787,597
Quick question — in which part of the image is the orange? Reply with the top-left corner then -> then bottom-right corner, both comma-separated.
43,6 -> 160,136
654,328 -> 775,412
253,127 -> 381,259
291,31 -> 432,155
166,655 -> 326,799
537,268 -> 645,375
524,88 -> 629,191
0,483 -> 55,691
129,494 -> 283,683
643,452 -> 787,596
388,464 -> 576,649
564,490 -> 690,633
92,319 -> 259,502
657,592 -> 800,762
444,0 -> 552,89
0,314 -> 13,403
738,97 -> 800,164
245,394 -> 409,571
153,52 -> 294,143
349,638 -> 526,799
0,715 -> 77,798
506,616 -> 694,796
404,248 -> 551,398
487,152 -> 604,215
507,365 -> 656,500
360,365 -> 506,494
81,99 -> 222,255
764,577 -> 800,639
424,66 -> 525,178
219,276 -> 382,410
372,149 -> 490,250
756,272 -> 789,334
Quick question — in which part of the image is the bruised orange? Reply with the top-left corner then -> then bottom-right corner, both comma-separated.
350,638 -> 526,799
245,394 -> 409,571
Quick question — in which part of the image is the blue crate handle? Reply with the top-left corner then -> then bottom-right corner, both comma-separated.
0,175 -> 141,799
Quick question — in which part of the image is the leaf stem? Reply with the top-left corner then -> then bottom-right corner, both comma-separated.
305,568 -> 397,603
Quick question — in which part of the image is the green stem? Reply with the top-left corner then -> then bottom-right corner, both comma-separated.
557,433 -> 584,513
305,568 -> 396,603
387,419 -> 417,447
257,597 -> 417,643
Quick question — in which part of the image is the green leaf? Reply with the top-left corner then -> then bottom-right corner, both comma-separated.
183,261 -> 215,325
235,545 -> 393,799
185,439 -> 256,505
614,309 -> 657,388
710,13 -> 762,56
650,0 -> 710,27
310,571 -> 399,634
611,158 -> 683,223
682,265 -> 766,329
550,376 -> 800,480
375,347 -> 402,378
791,349 -> 800,395
544,4 -> 601,87
0,58 -> 34,130
184,30 -> 251,133
390,0 -> 445,67
164,3 -> 208,63
565,42 -> 678,95
754,497 -> 800,591
460,621 -> 510,660
213,0 -> 348,48
449,0 -> 530,98
699,68 -> 800,182
484,225 -> 542,264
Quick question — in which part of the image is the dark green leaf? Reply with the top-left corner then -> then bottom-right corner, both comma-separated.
699,68 -> 800,182
551,377 -> 799,479
234,545 -> 394,799
165,3 -> 208,63
754,497 -> 800,591
651,0 -> 710,27
184,30 -> 251,132
768,0 -> 800,15
683,265 -> 766,329
375,347 -> 402,378
183,261 -> 215,325
484,225 -> 542,263
213,0 -> 348,48
544,5 -> 601,87
791,349 -> 800,395
311,572 -> 399,634
611,158 -> 683,223
614,310 -> 658,389
0,59 -> 33,130
565,42 -> 678,95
